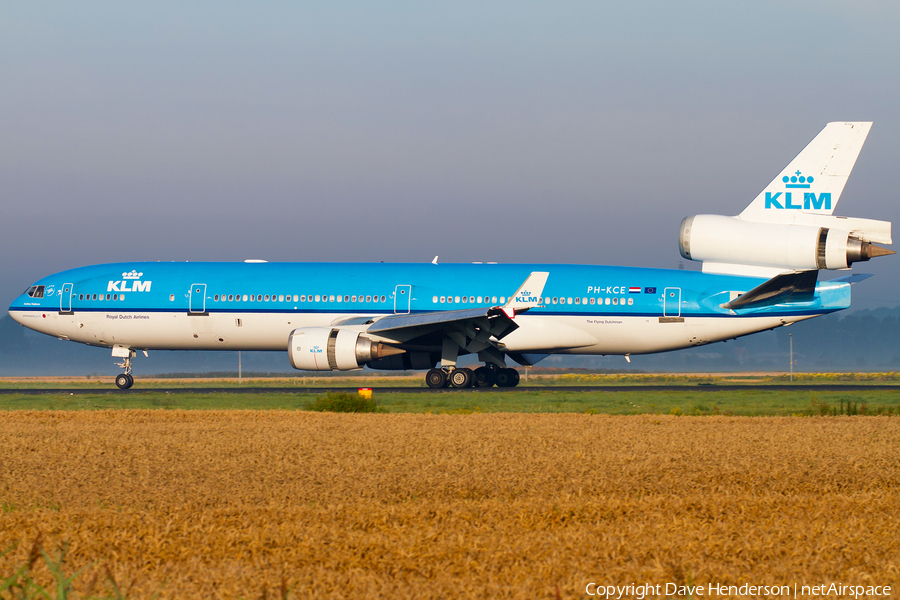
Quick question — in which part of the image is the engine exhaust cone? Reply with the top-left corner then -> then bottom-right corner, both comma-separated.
375,343 -> 406,359
867,244 -> 896,259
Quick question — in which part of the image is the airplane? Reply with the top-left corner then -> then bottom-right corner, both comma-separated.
8,122 -> 894,389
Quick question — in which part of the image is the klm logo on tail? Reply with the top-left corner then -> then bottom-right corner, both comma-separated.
765,171 -> 830,210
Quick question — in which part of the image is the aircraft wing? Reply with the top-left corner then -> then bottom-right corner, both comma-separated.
365,271 -> 550,350
367,306 -> 517,342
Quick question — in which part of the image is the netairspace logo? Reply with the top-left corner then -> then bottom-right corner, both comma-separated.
584,582 -> 892,599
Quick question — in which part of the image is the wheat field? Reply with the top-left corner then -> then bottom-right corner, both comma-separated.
1,411 -> 898,598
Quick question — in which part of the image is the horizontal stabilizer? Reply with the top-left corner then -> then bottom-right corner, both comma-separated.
826,273 -> 873,285
722,270 -> 819,310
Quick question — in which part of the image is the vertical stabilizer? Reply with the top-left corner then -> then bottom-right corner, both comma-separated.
739,122 -> 871,223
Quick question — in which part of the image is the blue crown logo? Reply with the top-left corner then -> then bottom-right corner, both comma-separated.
783,170 -> 813,189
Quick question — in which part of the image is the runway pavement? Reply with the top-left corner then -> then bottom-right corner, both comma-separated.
1,384 -> 898,394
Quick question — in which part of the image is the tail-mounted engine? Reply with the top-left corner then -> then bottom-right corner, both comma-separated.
288,327 -> 404,371
679,215 -> 893,272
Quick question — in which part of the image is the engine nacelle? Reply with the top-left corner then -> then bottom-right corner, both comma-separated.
679,215 -> 892,271
288,327 -> 403,371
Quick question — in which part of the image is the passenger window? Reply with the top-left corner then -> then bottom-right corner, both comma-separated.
590,298 -> 596,305
455,296 -> 461,303
107,294 -> 111,300
380,295 -> 386,302
293,295 -> 299,302
257,295 -> 262,302
628,298 -> 634,305
344,295 -> 349,302
477,296 -> 483,303
613,297 -> 618,305
215,295 -> 219,301
93,294 -> 98,301
264,295 -> 269,302
243,295 -> 248,301
552,297 -> 558,304
433,296 -> 438,303
79,294 -> 83,300
462,296 -> 467,303
574,297 -> 581,304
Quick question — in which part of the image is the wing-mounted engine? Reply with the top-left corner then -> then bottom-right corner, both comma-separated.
288,327 -> 404,371
679,215 -> 893,275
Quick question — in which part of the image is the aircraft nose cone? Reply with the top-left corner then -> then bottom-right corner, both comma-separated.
8,306 -> 25,326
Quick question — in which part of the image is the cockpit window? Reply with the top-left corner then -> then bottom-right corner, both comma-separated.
26,286 -> 45,298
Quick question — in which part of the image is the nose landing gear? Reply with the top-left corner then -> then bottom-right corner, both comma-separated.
113,347 -> 135,389
115,373 -> 134,390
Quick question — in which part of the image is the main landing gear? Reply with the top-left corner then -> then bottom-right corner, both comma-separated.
425,365 -> 520,389
113,348 -> 136,390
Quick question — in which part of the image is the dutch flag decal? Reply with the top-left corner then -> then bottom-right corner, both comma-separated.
628,286 -> 641,294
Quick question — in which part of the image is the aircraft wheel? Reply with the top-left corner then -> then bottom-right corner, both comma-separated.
474,366 -> 495,387
496,368 -> 520,388
426,368 -> 448,389
115,374 -> 132,390
126,374 -> 134,389
449,368 -> 474,388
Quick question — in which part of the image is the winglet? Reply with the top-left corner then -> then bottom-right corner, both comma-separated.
503,272 -> 550,314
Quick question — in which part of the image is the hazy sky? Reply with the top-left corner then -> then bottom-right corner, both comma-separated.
3,2 -> 899,311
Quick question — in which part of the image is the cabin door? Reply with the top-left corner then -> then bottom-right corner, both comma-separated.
189,283 -> 207,314
663,287 -> 681,317
394,285 -> 411,314
60,283 -> 74,313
